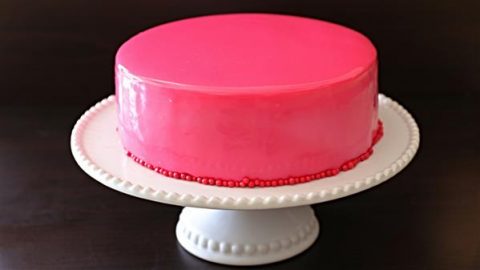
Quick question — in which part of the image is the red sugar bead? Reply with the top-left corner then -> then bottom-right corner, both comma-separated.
185,175 -> 192,181
228,181 -> 235,187
172,172 -> 179,179
259,181 -> 266,187
222,180 -> 228,186
248,181 -> 255,188
347,161 -> 355,169
242,177 -> 250,184
254,179 -> 260,186
201,178 -> 208,185
215,179 -> 222,186
288,178 -> 295,185
239,182 -> 246,187
271,180 -> 278,186
278,179 -> 284,185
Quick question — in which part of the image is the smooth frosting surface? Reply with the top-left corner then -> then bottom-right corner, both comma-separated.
116,14 -> 379,182
116,13 -> 376,92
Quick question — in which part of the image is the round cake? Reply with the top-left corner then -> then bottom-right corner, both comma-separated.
115,13 -> 382,188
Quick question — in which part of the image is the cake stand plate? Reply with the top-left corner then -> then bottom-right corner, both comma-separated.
71,94 -> 419,266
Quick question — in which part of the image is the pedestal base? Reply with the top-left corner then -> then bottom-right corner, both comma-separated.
176,206 -> 319,266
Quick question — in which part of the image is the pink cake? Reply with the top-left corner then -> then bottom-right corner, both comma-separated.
115,13 -> 382,188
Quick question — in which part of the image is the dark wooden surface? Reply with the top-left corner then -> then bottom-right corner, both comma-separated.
1,1 -> 479,269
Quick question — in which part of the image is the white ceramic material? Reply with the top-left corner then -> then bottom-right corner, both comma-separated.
71,94 -> 419,265
176,206 -> 319,265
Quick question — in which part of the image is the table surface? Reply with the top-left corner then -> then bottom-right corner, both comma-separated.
1,1 -> 479,269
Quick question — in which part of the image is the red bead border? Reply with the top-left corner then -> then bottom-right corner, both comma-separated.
127,121 -> 384,188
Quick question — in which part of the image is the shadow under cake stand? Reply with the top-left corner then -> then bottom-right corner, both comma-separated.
71,94 -> 419,266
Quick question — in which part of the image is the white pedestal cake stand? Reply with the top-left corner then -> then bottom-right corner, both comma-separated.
71,94 -> 419,266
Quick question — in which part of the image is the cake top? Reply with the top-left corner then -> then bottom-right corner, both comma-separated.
116,13 -> 376,93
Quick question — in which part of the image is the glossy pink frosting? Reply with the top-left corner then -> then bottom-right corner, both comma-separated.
116,13 -> 379,181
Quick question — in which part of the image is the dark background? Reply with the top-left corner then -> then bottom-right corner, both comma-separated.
1,0 -> 479,269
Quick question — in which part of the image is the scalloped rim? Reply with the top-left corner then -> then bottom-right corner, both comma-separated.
71,94 -> 420,209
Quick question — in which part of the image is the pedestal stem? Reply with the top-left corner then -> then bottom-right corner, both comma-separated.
176,206 -> 319,266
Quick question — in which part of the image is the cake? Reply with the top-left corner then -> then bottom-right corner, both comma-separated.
115,13 -> 383,188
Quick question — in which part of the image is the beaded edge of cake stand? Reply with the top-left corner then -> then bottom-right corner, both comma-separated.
71,94 -> 420,208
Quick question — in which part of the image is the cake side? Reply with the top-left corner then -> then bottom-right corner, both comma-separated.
116,63 -> 379,181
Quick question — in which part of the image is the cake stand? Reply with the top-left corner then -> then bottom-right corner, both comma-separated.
71,94 -> 419,266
